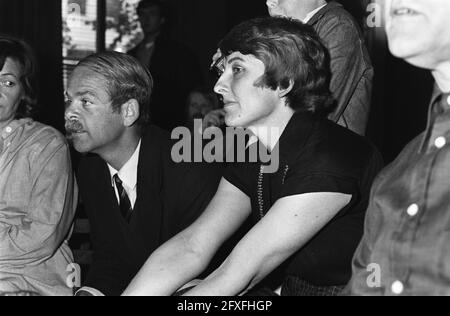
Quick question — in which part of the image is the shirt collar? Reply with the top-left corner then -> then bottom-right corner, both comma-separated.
304,3 -> 328,23
306,1 -> 342,26
1,118 -> 32,140
420,85 -> 450,152
108,140 -> 141,190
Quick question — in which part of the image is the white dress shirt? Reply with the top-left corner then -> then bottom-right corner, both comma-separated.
303,4 -> 327,23
76,140 -> 141,297
107,140 -> 141,209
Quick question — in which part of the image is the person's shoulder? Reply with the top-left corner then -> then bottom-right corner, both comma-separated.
304,119 -> 381,174
141,124 -> 173,151
23,120 -> 68,150
314,2 -> 362,36
323,119 -> 376,155
320,2 -> 359,23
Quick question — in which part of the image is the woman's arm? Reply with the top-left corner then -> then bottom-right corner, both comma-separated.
122,178 -> 252,296
184,192 -> 352,296
0,138 -> 77,261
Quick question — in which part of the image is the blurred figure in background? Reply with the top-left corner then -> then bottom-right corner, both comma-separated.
129,0 -> 203,131
266,0 -> 373,135
186,87 -> 222,132
0,36 -> 77,296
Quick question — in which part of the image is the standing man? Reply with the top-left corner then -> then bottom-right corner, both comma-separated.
65,52 -> 220,296
266,0 -> 373,135
346,0 -> 450,295
129,0 -> 203,131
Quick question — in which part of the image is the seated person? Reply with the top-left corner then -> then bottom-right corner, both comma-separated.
122,17 -> 383,296
65,52 -> 221,296
0,36 -> 77,296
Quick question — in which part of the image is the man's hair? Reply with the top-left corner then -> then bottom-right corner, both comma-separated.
0,35 -> 38,119
218,17 -> 334,116
137,0 -> 167,18
77,51 -> 154,126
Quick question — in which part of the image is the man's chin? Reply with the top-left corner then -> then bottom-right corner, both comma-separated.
70,138 -> 94,154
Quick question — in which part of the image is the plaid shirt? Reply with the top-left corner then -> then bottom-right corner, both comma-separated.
346,90 -> 450,296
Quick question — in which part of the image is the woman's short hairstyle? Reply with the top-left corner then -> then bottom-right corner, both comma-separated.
0,36 -> 38,119
76,51 -> 154,126
218,17 -> 334,116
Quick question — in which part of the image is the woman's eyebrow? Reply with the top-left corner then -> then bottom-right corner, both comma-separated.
227,57 -> 245,64
0,73 -> 18,78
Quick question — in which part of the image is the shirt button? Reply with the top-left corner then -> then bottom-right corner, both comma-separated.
5,126 -> 12,133
391,281 -> 404,295
435,137 -> 446,149
407,204 -> 419,217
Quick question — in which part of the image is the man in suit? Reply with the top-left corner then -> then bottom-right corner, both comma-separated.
129,0 -> 203,131
64,52 -> 220,296
266,0 -> 373,135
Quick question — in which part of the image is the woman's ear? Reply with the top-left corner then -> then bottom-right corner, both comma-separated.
279,80 -> 294,99
122,99 -> 140,127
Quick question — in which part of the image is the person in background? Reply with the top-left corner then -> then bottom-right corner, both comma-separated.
129,0 -> 203,131
0,36 -> 77,296
345,0 -> 450,296
65,52 -> 220,296
185,87 -> 222,131
266,0 -> 373,135
123,17 -> 383,297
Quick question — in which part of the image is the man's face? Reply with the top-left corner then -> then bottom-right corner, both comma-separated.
138,5 -> 164,35
266,0 -> 297,17
266,0 -> 315,20
386,0 -> 450,69
65,66 -> 125,154
0,58 -> 23,127
213,52 -> 280,128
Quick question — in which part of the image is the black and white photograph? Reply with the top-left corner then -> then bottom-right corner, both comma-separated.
0,0 -> 449,300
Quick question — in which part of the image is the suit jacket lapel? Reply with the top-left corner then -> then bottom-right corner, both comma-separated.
96,159 -> 122,219
131,129 -> 164,254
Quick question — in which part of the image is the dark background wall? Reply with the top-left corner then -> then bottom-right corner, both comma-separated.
0,0 -> 65,131
0,0 -> 435,163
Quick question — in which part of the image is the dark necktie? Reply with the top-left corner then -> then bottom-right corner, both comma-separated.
113,174 -> 133,222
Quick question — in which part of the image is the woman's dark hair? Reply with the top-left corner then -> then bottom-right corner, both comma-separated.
0,35 -> 38,119
218,17 -> 334,116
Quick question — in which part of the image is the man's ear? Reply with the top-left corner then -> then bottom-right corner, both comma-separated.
279,80 -> 294,99
121,99 -> 140,127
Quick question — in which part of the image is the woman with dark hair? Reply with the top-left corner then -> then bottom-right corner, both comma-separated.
0,36 -> 77,296
123,17 -> 383,296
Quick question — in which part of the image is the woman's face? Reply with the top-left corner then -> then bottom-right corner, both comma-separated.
0,58 -> 23,128
213,52 -> 280,129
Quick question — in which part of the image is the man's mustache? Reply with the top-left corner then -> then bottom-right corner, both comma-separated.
65,120 -> 85,134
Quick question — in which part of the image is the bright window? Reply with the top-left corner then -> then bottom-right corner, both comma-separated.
62,0 -> 143,88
